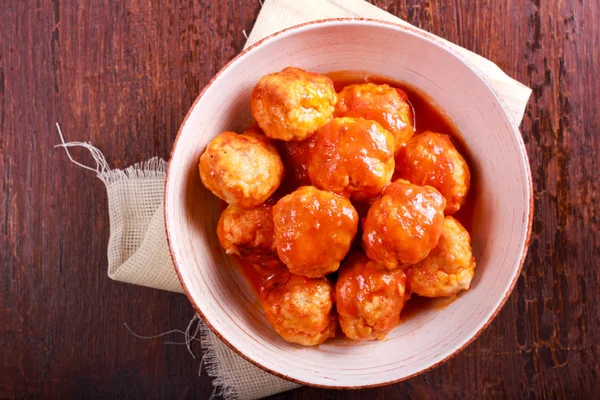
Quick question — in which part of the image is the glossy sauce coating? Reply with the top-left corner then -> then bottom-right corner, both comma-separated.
335,83 -> 414,152
395,132 -> 470,214
251,67 -> 337,141
199,131 -> 284,208
407,216 -> 476,297
260,270 -> 337,346
336,252 -> 407,340
362,179 -> 446,269
308,117 -> 395,200
272,186 -> 359,278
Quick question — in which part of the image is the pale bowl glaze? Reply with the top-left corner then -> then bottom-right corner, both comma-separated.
165,19 -> 533,388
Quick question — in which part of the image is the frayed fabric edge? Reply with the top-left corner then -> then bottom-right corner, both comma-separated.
54,122 -> 168,186
98,157 -> 168,186
199,322 -> 243,400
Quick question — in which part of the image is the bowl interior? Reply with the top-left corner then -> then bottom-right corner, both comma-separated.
165,20 -> 531,387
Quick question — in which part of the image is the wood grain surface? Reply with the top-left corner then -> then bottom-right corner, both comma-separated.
1,0 -> 598,398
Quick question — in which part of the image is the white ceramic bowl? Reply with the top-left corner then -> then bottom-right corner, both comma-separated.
165,19 -> 533,388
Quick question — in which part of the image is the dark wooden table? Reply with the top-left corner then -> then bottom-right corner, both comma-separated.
2,0 -> 599,398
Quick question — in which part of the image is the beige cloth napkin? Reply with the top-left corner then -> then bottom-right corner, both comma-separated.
63,1 -> 531,399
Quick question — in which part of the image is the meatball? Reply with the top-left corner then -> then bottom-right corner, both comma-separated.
336,253 -> 407,340
199,131 -> 284,208
273,186 -> 358,278
407,216 -> 476,297
251,67 -> 337,141
308,117 -> 395,200
260,270 -> 337,346
362,179 -> 446,269
335,83 -> 414,151
395,132 -> 470,214
216,201 -> 277,264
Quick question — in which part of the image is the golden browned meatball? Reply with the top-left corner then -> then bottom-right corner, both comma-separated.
260,270 -> 337,346
273,186 -> 358,278
199,131 -> 284,208
335,83 -> 414,151
251,67 -> 337,141
216,200 -> 277,264
336,253 -> 407,340
308,117 -> 395,200
407,217 -> 476,297
362,180 -> 446,269
395,132 -> 470,214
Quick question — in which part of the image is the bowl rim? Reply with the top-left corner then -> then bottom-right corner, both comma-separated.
165,17 -> 534,389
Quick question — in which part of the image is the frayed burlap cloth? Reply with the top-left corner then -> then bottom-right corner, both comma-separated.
58,0 -> 531,399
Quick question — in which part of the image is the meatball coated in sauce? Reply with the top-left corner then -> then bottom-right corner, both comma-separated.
251,67 -> 338,141
362,179 -> 446,269
336,253 -> 407,340
260,270 -> 337,346
199,131 -> 284,208
395,132 -> 470,214
335,83 -> 414,152
273,186 -> 359,278
407,216 -> 476,297
308,117 -> 395,200
217,201 -> 277,265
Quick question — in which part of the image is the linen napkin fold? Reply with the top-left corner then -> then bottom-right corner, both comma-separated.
62,1 -> 531,399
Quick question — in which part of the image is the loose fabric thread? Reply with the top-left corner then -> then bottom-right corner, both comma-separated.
122,314 -> 203,359
55,124 -> 299,399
